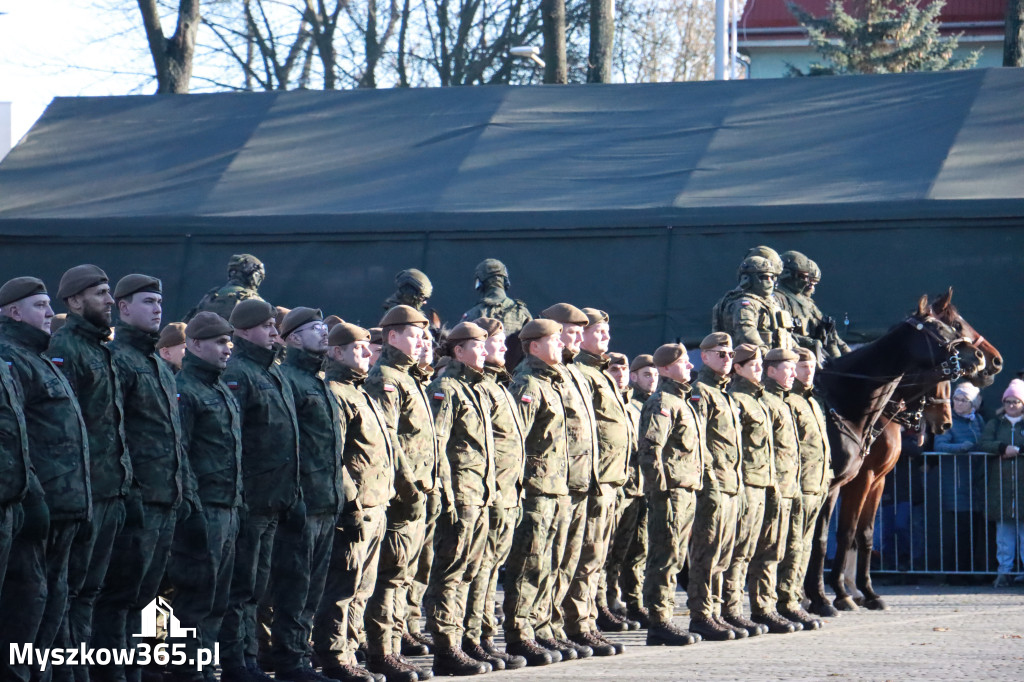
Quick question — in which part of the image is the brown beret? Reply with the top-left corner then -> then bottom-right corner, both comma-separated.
519,319 -> 563,342
765,347 -> 800,364
280,307 -> 323,339
733,343 -> 760,365
473,317 -> 504,338
607,352 -> 628,368
699,332 -> 733,350
540,303 -> 589,326
229,299 -> 275,330
448,322 -> 488,345
274,306 -> 291,329
185,311 -> 234,340
653,343 -> 687,368
113,274 -> 162,300
581,307 -> 609,326
57,264 -> 107,300
379,305 -> 429,329
795,347 -> 816,363
369,327 -> 383,345
324,315 -> 344,331
156,322 -> 187,349
50,313 -> 68,334
629,354 -> 655,372
329,322 -> 370,347
0,276 -> 48,307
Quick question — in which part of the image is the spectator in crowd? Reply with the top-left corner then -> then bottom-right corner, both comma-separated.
980,379 -> 1024,587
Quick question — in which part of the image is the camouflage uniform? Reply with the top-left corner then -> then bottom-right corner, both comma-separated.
688,367 -> 743,621
637,377 -> 707,625
781,380 -> 831,612
464,363 -> 525,645
167,349 -> 244,675
313,361 -> 394,669
219,336 -> 301,672
363,344 -> 443,656
461,294 -> 532,337
0,350 -> 31,597
724,375 -> 776,619
185,255 -> 265,322
714,290 -> 794,354
47,313 -> 131,682
0,317 -> 91,682
502,355 -> 569,644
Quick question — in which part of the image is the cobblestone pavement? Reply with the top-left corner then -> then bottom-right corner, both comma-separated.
401,583 -> 1024,681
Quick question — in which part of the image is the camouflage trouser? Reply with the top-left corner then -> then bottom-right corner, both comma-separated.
464,504 -> 518,644
365,493 -> 426,656
502,495 -> 561,644
425,504 -> 489,648
642,487 -> 697,625
0,501 -> 14,592
55,496 -> 126,682
166,506 -> 240,675
723,485 -> 767,617
749,491 -> 792,615
565,485 -> 616,635
687,487 -> 738,620
602,493 -> 647,612
405,490 -> 441,637
792,491 -> 826,608
777,493 -> 816,611
313,505 -> 387,667
534,490 -> 587,640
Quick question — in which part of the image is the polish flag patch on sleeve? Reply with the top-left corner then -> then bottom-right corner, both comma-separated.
51,357 -> 64,367
690,396 -> 701,403
383,384 -> 396,392
521,395 -> 533,404
660,408 -> 670,417
433,392 -> 445,400
227,381 -> 239,390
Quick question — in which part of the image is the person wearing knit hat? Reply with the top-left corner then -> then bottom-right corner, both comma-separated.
156,321 -> 188,371
982,379 -> 1024,585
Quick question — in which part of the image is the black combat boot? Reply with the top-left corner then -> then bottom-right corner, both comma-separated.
646,621 -> 700,646
461,639 -> 506,671
431,646 -> 490,676
723,612 -> 766,637
715,614 -> 749,639
569,631 -> 616,656
688,614 -> 735,641
593,631 -> 625,655
558,637 -> 594,659
401,632 -> 430,656
626,605 -> 653,629
410,631 -> 436,651
779,606 -> 823,631
366,654 -> 420,682
476,638 -> 527,669
321,663 -> 384,682
504,640 -> 553,667
751,611 -> 799,634
395,654 -> 433,680
536,637 -> 577,661
596,606 -> 630,632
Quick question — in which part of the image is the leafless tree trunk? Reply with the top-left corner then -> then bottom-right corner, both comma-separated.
542,0 -> 567,83
137,0 -> 201,93
397,0 -> 412,85
587,0 -> 613,82
1006,0 -> 1024,67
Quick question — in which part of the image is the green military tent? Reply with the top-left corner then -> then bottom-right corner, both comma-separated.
0,68 -> 1022,390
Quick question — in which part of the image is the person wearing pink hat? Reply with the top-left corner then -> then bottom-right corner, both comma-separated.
980,379 -> 1024,587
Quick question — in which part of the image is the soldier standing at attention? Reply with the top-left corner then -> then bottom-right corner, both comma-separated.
363,305 -> 438,682
47,264 -> 131,682
712,256 -> 794,354
460,260 -> 532,336
166,312 -> 243,682
186,254 -> 267,322
313,322 -> 395,682
462,318 -> 528,672
382,270 -> 433,313
0,314 -> 31,597
276,308 -> 347,680
628,355 -> 658,407
368,328 -> 383,367
219,299 -> 302,682
156,322 -> 188,371
637,343 -> 703,648
502,319 -> 568,667
101,275 -> 193,682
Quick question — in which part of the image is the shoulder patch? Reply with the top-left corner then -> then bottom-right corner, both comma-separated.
383,383 -> 396,392
51,357 -> 64,366
433,391 -> 445,400
690,395 -> 701,403
520,395 -> 533,404
227,381 -> 239,390
659,407 -> 670,417
740,300 -> 751,306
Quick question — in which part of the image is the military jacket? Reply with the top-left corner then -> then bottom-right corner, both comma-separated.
692,366 -> 742,494
727,375 -> 776,489
621,386 -> 644,498
714,289 -> 794,352
762,377 -> 801,499
326,362 -> 395,510
365,344 -> 442,503
0,318 -> 91,521
281,347 -> 346,515
48,314 -> 131,500
110,324 -> 189,508
0,359 -> 32,505
479,364 -> 526,509
637,378 -> 708,492
187,282 -> 263,322
224,336 -> 301,513
428,360 -> 497,507
557,359 -> 599,492
787,380 -> 832,495
509,355 -> 570,497
176,351 -> 243,508
575,349 -> 630,488
775,287 -> 850,360
461,289 -> 533,336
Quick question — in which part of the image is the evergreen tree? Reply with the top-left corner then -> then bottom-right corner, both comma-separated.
785,0 -> 979,76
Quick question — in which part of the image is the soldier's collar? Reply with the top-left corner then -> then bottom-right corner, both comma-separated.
65,312 -> 112,342
731,374 -> 763,394
326,360 -> 366,385
232,335 -> 277,368
698,365 -> 730,387
0,316 -> 51,353
575,348 -> 608,369
285,346 -> 327,374
379,343 -> 417,371
763,376 -> 788,396
114,323 -> 160,355
182,349 -> 224,383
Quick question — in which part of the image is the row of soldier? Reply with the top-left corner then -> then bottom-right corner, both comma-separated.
0,248 -> 838,682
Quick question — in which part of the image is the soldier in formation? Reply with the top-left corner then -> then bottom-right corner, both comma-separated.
461,260 -> 532,336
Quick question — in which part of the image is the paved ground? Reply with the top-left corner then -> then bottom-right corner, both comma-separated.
405,583 -> 1024,681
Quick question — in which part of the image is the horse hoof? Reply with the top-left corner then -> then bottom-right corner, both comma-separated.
853,596 -> 865,607
833,596 -> 860,612
807,601 -> 840,618
863,598 -> 888,611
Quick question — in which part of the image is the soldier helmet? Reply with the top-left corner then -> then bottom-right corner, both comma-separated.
395,268 -> 433,298
807,259 -> 822,282
746,246 -> 783,275
474,258 -> 509,284
780,250 -> 812,277
227,254 -> 265,286
738,255 -> 775,276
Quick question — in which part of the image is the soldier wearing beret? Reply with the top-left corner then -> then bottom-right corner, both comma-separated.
219,299 -> 302,680
362,305 -> 439,682
637,343 -> 703,647
274,307 -> 348,678
382,269 -> 433,313
628,355 -> 658,408
571,309 -> 634,639
368,328 -> 383,367
156,322 -> 188,372
165,312 -> 243,681
185,254 -> 267,323
0,277 -> 90,682
687,332 -> 746,642
460,259 -> 532,336
462,318 -> 528,671
0,312 -> 31,602
712,253 -> 794,354
502,319 -> 568,667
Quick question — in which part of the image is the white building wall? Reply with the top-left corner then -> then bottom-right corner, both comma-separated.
0,103 -> 11,162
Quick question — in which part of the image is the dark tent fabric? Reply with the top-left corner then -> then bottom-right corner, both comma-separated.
0,68 -> 1022,399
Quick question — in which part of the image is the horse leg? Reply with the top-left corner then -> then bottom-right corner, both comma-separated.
805,487 -> 840,617
856,476 -> 889,610
844,551 -> 864,605
829,475 -> 870,612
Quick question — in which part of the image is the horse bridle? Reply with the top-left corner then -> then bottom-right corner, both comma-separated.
903,314 -> 970,381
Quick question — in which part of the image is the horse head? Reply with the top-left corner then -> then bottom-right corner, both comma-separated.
923,380 -> 952,434
927,288 -> 1003,387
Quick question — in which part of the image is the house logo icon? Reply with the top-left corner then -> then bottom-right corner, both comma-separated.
133,596 -> 197,639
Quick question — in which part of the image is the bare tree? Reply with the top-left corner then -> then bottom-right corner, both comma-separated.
542,0 -> 567,82
1006,0 -> 1024,67
587,0 -> 613,82
137,0 -> 201,92
614,0 -> 714,83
